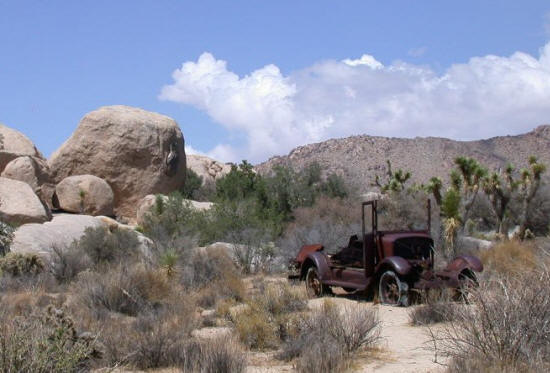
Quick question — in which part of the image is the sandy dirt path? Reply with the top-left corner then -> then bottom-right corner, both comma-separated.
357,304 -> 445,372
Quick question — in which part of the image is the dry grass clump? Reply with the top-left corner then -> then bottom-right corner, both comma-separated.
278,300 -> 381,372
234,282 -> 308,349
432,269 -> 550,372
480,240 -> 538,275
0,305 -> 99,373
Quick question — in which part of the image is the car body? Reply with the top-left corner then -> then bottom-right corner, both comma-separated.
288,200 -> 483,306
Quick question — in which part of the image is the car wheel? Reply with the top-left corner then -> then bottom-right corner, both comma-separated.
305,267 -> 329,298
379,270 -> 409,306
455,269 -> 478,303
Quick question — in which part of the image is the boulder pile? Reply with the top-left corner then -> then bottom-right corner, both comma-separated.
49,105 -> 187,219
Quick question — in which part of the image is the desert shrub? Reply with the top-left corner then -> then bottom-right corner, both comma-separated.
180,247 -> 242,288
72,263 -> 171,317
526,184 -> 550,236
126,311 -> 191,369
0,306 -> 98,373
432,270 -> 550,372
141,193 -> 200,253
378,190 -> 432,231
234,305 -> 278,349
77,225 -> 141,266
180,248 -> 245,307
93,295 -> 197,369
480,240 -> 538,275
279,300 -> 380,370
49,245 -> 92,284
0,221 -> 14,256
408,291 -> 458,325
234,282 -> 308,349
295,342 -> 348,373
181,167 -> 203,199
0,252 -> 44,277
173,336 -> 246,373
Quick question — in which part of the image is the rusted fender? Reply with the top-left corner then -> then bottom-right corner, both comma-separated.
446,255 -> 484,273
295,244 -> 323,263
378,256 -> 412,276
301,251 -> 331,281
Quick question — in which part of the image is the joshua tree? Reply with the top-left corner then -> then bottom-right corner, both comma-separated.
425,176 -> 443,206
452,156 -> 487,231
517,156 -> 546,239
482,164 -> 517,237
374,160 -> 412,193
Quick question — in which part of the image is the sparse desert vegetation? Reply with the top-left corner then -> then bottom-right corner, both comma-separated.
1,153 -> 550,372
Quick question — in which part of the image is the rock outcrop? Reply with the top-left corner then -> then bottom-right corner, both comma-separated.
0,123 -> 43,173
0,177 -> 50,225
10,214 -> 153,258
187,154 -> 231,184
136,194 -> 213,226
48,106 -> 186,218
54,175 -> 114,216
1,156 -> 55,208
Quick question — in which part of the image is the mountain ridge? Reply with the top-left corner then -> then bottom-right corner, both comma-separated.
255,125 -> 550,191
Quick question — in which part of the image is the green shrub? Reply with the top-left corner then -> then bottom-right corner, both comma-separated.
0,221 -> 14,256
141,193 -> 200,252
78,226 -> 140,266
181,167 -> 204,200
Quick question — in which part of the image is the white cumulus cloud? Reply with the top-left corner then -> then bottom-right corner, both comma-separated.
160,44 -> 550,163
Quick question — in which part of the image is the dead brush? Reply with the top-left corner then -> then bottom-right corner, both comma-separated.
408,290 -> 458,326
430,269 -> 550,372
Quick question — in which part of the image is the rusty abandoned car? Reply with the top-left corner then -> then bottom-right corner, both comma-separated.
288,200 -> 483,306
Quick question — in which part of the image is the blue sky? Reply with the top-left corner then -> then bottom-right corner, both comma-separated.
1,1 -> 550,163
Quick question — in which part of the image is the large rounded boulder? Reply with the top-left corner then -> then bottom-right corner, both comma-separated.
1,156 -> 55,208
55,175 -> 114,216
0,177 -> 50,225
48,106 -> 186,218
0,123 -> 44,173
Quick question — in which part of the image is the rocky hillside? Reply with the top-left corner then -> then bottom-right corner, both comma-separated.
256,125 -> 550,190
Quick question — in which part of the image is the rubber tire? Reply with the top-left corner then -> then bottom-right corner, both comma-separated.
305,267 -> 330,298
378,270 -> 410,307
455,270 -> 478,303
